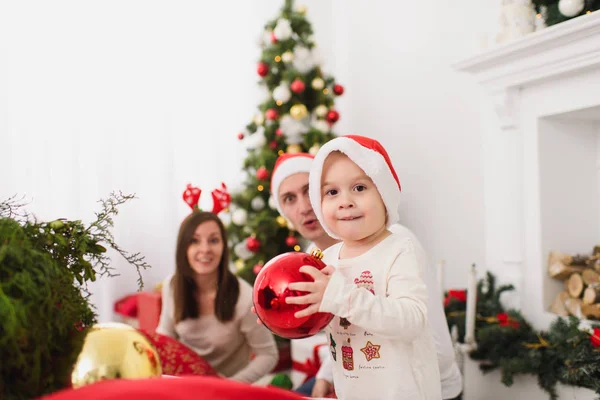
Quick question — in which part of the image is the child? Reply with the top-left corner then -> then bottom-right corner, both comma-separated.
286,135 -> 441,400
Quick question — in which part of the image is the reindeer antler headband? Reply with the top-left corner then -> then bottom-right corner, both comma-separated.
182,182 -> 231,214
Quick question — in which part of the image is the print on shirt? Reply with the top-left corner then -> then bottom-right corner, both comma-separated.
329,333 -> 337,361
360,341 -> 381,362
339,317 -> 351,330
354,270 -> 375,294
342,338 -> 354,371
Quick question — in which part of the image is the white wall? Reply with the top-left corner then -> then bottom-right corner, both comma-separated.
0,0 -> 488,321
327,0 -> 489,290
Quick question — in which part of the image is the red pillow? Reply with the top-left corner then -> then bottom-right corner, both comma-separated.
138,330 -> 218,377
37,376 -> 307,400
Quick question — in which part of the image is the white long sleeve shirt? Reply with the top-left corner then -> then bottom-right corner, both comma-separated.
156,275 -> 278,383
315,224 -> 462,399
317,234 -> 441,400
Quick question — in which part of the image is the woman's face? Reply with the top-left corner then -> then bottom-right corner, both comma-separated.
186,220 -> 224,277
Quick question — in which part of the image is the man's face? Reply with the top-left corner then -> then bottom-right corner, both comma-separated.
278,172 -> 327,242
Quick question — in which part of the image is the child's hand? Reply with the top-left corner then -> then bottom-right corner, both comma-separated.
250,306 -> 262,325
285,265 -> 334,318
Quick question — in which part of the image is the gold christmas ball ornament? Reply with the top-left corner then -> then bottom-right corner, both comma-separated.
315,105 -> 328,118
253,113 -> 265,126
308,144 -> 321,156
235,259 -> 245,271
290,104 -> 308,120
276,216 -> 287,227
311,78 -> 325,90
286,144 -> 303,154
71,322 -> 162,388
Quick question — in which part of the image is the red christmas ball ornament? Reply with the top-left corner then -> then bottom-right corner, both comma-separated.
285,236 -> 298,247
246,236 -> 261,252
253,250 -> 334,339
290,79 -> 306,94
326,109 -> 340,124
269,140 -> 278,150
270,31 -> 278,44
253,263 -> 264,275
257,62 -> 269,77
256,166 -> 270,181
275,128 -> 283,137
265,108 -> 279,120
237,132 -> 245,140
333,84 -> 344,95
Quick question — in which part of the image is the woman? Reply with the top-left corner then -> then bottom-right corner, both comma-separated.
156,211 -> 278,383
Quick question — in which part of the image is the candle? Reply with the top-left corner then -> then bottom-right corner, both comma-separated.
464,263 -> 477,345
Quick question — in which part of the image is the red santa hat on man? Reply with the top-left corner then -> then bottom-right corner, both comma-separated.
270,152 -> 314,217
308,134 -> 401,240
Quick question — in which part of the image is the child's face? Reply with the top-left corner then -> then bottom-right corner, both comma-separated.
320,152 -> 387,242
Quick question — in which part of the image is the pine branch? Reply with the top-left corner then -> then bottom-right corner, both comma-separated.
0,195 -> 30,220
85,191 -> 151,289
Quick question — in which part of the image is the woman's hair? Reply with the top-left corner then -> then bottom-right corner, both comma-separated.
172,211 -> 239,323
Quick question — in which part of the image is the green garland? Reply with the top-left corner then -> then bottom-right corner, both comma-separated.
0,193 -> 151,400
445,272 -> 600,399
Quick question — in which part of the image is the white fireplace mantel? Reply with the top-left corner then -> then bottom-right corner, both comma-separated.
455,11 -> 600,129
454,12 -> 600,400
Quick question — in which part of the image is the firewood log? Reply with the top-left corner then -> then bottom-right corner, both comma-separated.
549,251 -> 574,266
582,303 -> 600,319
582,269 -> 600,285
549,291 -> 570,316
583,284 -> 600,305
549,261 -> 586,280
565,298 -> 584,318
566,273 -> 584,298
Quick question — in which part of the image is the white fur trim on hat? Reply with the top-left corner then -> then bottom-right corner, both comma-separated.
308,136 -> 401,240
270,154 -> 314,217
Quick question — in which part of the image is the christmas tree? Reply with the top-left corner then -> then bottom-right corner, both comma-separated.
226,0 -> 343,285
533,0 -> 600,27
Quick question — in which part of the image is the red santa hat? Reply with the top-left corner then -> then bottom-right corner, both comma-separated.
308,135 -> 401,239
270,152 -> 314,217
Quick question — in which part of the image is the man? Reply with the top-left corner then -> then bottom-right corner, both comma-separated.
269,152 -> 463,400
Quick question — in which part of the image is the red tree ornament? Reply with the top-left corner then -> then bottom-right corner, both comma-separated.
265,108 -> 279,120
333,84 -> 344,95
591,328 -> 600,348
326,110 -> 340,124
444,289 -> 467,307
256,166 -> 270,181
182,184 -> 201,210
253,263 -> 264,275
257,62 -> 269,77
275,128 -> 284,137
253,250 -> 334,339
246,236 -> 261,252
285,236 -> 298,247
270,31 -> 278,44
237,132 -> 245,140
290,79 -> 306,94
269,140 -> 278,150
